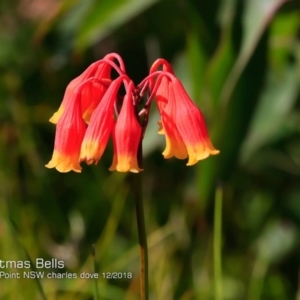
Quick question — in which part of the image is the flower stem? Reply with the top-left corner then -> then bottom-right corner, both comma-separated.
214,184 -> 223,300
133,143 -> 149,300
134,172 -> 149,300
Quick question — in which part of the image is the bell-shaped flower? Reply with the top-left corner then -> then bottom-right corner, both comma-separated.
79,76 -> 125,165
109,82 -> 143,173
45,91 -> 86,172
169,78 -> 219,165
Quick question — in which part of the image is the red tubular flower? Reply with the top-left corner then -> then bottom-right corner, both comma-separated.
169,78 -> 219,165
146,58 -> 219,165
80,76 -> 126,165
109,82 -> 143,173
45,91 -> 86,172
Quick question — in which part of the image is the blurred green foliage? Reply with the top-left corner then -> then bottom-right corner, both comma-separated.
0,0 -> 300,299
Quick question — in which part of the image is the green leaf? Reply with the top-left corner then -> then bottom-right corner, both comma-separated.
186,30 -> 207,103
74,0 -> 158,51
240,65 -> 300,163
202,0 -> 237,114
220,0 -> 288,107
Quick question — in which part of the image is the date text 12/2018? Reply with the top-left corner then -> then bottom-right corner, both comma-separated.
102,272 -> 132,279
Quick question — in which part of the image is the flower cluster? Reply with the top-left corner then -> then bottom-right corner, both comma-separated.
46,53 -> 219,173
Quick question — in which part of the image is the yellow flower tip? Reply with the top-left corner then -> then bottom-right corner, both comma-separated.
186,154 -> 209,166
185,148 -> 220,166
205,139 -> 220,155
210,149 -> 220,155
130,169 -> 140,173
49,114 -> 58,124
45,162 -> 55,169
115,163 -> 143,173
162,151 -> 172,159
186,161 -> 197,166
185,144 -> 211,166
49,108 -> 64,124
45,151 -> 82,173
45,161 -> 82,173
157,121 -> 164,135
162,135 -> 172,158
129,165 -> 143,173
56,165 -> 81,173
109,155 -> 142,173
195,151 -> 210,161
82,110 -> 92,124
162,149 -> 187,160
162,135 -> 188,160
186,153 -> 199,166
79,140 -> 105,165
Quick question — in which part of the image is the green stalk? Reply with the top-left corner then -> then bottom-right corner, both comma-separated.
134,171 -> 149,300
92,244 -> 100,300
247,255 -> 267,300
133,140 -> 148,300
214,185 -> 223,300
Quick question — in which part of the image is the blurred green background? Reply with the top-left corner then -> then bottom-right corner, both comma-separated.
0,0 -> 300,299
